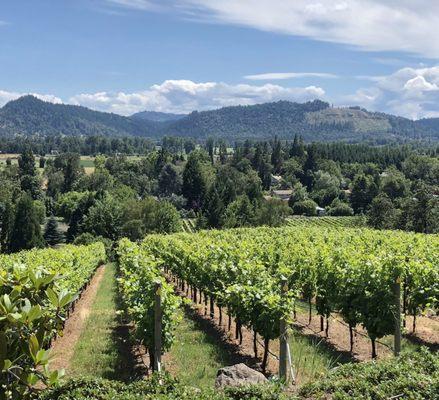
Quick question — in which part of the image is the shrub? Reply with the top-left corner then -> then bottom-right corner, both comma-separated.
292,199 -> 318,216
327,199 -> 354,216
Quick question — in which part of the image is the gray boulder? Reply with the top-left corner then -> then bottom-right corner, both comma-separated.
215,363 -> 267,388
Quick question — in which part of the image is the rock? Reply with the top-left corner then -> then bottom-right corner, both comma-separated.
215,363 -> 267,388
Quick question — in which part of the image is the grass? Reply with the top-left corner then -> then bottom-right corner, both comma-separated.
164,310 -> 234,389
69,263 -> 133,381
289,329 -> 348,385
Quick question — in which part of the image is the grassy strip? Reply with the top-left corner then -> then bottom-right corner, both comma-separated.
69,263 -> 133,381
164,309 -> 234,389
289,330 -> 346,384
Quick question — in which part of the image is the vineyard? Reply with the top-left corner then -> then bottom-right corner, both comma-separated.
285,216 -> 366,229
118,226 -> 438,367
1,227 -> 438,399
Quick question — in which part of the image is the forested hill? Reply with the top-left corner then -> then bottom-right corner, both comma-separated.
1,95 -> 439,143
131,110 -> 186,122
0,95 -> 158,137
164,101 -> 439,142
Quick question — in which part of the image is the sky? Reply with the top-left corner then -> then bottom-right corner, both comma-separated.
1,0 -> 439,119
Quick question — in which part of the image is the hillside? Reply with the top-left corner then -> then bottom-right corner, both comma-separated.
164,101 -> 439,142
131,110 -> 186,122
0,95 -> 159,137
1,96 -> 439,143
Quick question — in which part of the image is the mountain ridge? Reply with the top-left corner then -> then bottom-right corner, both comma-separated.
0,95 -> 438,143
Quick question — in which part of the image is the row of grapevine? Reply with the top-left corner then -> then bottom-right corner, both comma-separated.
0,243 -> 106,399
286,216 -> 366,229
139,226 -> 438,360
116,238 -> 181,369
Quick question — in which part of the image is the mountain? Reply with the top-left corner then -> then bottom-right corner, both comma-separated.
131,110 -> 186,122
163,101 -> 439,143
0,95 -> 159,137
1,96 -> 439,143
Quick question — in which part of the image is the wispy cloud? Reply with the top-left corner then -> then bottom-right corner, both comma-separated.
185,0 -> 439,58
245,72 -> 338,81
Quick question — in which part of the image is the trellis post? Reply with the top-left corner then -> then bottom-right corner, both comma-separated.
279,278 -> 289,381
394,277 -> 401,356
154,281 -> 162,372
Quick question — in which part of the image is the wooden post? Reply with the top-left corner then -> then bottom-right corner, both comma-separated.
154,281 -> 162,372
394,277 -> 401,357
279,278 -> 289,381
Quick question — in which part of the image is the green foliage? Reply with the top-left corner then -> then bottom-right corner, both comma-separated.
368,193 -> 397,229
326,199 -> 354,216
44,216 -> 64,246
300,348 -> 439,400
222,195 -> 255,228
0,269 -> 69,399
158,163 -> 182,196
182,152 -> 207,210
292,199 -> 318,216
9,194 -> 45,253
36,349 -> 439,399
0,95 -> 157,137
55,191 -> 88,222
0,242 -> 105,399
116,239 -> 181,363
38,373 -> 286,400
350,174 -> 379,214
139,226 -> 438,359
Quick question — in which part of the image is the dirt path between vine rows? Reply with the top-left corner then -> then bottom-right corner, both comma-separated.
49,265 -> 106,373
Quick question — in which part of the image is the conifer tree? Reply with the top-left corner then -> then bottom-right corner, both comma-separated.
44,215 -> 64,246
0,201 -> 14,253
182,153 -> 207,210
10,194 -> 44,252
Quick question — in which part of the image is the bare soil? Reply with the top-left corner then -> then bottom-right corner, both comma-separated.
49,265 -> 106,372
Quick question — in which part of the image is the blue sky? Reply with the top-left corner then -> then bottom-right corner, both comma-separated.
1,0 -> 439,119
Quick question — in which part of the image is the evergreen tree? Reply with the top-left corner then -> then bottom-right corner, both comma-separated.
182,153 -> 207,210
18,147 -> 37,177
202,186 -> 224,228
10,194 -> 45,252
367,194 -> 397,229
218,140 -> 228,164
206,137 -> 215,164
258,162 -> 272,191
66,193 -> 96,242
302,145 -> 318,190
350,174 -> 378,214
158,163 -> 182,196
270,136 -> 283,173
62,153 -> 82,193
18,147 -> 40,198
0,201 -> 14,253
44,215 -> 64,246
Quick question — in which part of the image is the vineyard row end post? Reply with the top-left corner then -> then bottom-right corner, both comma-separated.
279,278 -> 289,382
394,277 -> 401,357
154,281 -> 162,372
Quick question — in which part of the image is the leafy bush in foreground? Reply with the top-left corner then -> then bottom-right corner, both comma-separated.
38,349 -> 439,400
299,347 -> 439,400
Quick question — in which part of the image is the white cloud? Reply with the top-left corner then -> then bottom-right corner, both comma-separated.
342,65 -> 439,119
109,0 -> 439,58
0,90 -> 62,107
244,72 -> 338,80
69,79 -> 325,115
